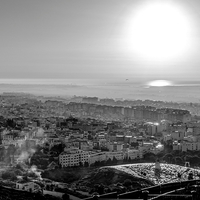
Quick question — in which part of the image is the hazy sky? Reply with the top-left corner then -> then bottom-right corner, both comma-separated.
1,0 -> 200,83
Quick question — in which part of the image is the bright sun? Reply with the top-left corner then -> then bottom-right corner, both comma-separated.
147,80 -> 172,87
121,1 -> 193,61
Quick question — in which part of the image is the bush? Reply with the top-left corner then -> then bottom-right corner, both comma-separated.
14,169 -> 23,176
62,193 -> 70,200
15,163 -> 28,171
27,171 -> 38,178
2,171 -> 17,180
123,179 -> 132,187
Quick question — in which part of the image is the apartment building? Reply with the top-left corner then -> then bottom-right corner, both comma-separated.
2,134 -> 26,147
139,142 -> 154,153
181,141 -> 199,151
107,142 -> 124,152
126,149 -> 143,160
105,151 -> 124,161
59,148 -> 131,167
46,134 -> 61,148
88,151 -> 107,165
59,148 -> 89,167
173,141 -> 182,151
173,136 -> 200,152
171,131 -> 185,141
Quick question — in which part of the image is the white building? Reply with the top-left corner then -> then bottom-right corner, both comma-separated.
59,147 -> 89,167
150,143 -> 164,154
99,139 -> 108,149
46,135 -> 61,148
126,149 -> 143,160
162,131 -> 171,142
173,141 -> 182,151
105,151 -> 124,161
171,131 -> 185,141
34,127 -> 45,137
107,142 -> 124,152
181,139 -> 200,152
16,181 -> 40,193
88,152 -> 106,165
184,135 -> 197,142
2,135 -> 26,147
139,142 -> 153,154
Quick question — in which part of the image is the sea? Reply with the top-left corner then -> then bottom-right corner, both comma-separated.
0,79 -> 199,103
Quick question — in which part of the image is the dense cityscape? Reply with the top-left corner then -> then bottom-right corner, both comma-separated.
0,93 -> 200,199
2,0 -> 200,199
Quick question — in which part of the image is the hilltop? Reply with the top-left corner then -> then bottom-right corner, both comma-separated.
77,163 -> 200,195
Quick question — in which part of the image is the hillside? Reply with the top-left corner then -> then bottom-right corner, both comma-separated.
77,163 -> 200,195
80,166 -> 154,188
112,163 -> 200,184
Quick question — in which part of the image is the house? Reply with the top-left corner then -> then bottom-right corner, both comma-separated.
16,180 -> 41,193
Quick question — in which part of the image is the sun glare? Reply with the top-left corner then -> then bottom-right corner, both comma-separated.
121,1 -> 193,62
148,80 -> 172,87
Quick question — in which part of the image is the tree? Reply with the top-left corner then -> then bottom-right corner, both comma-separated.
131,142 -> 139,148
15,169 -> 23,176
93,146 -> 100,150
50,144 -> 65,154
97,184 -> 105,195
175,157 -> 183,165
16,163 -> 25,171
128,157 -> 132,163
28,171 -> 38,178
79,161 -> 83,167
88,135 -> 93,140
112,157 -> 117,164
106,158 -> 112,165
0,147 -> 5,161
45,124 -> 50,129
6,119 -> 16,128
100,160 -> 105,166
84,161 -> 89,167
94,161 -> 100,167
101,146 -> 109,151
36,120 -> 40,127
162,153 -> 173,163
23,175 -> 29,181
123,156 -> 128,163
10,174 -> 18,181
186,155 -> 200,166
7,144 -> 16,157
62,193 -> 70,200
2,171 -> 17,180
123,179 -> 132,187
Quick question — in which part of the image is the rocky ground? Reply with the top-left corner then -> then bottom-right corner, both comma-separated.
1,163 -> 200,199
113,163 -> 200,184
76,163 -> 200,196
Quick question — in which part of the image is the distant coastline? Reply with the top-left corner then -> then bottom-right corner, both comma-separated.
0,79 -> 199,103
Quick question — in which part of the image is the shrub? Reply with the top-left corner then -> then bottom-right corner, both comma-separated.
2,171 -> 17,180
123,179 -> 132,187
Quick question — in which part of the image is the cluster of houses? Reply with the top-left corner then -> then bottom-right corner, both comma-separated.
0,93 -> 200,194
2,113 -> 199,169
163,122 -> 200,152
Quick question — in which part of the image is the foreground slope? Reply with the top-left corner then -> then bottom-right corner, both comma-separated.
0,185 -> 59,200
80,163 -> 200,189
